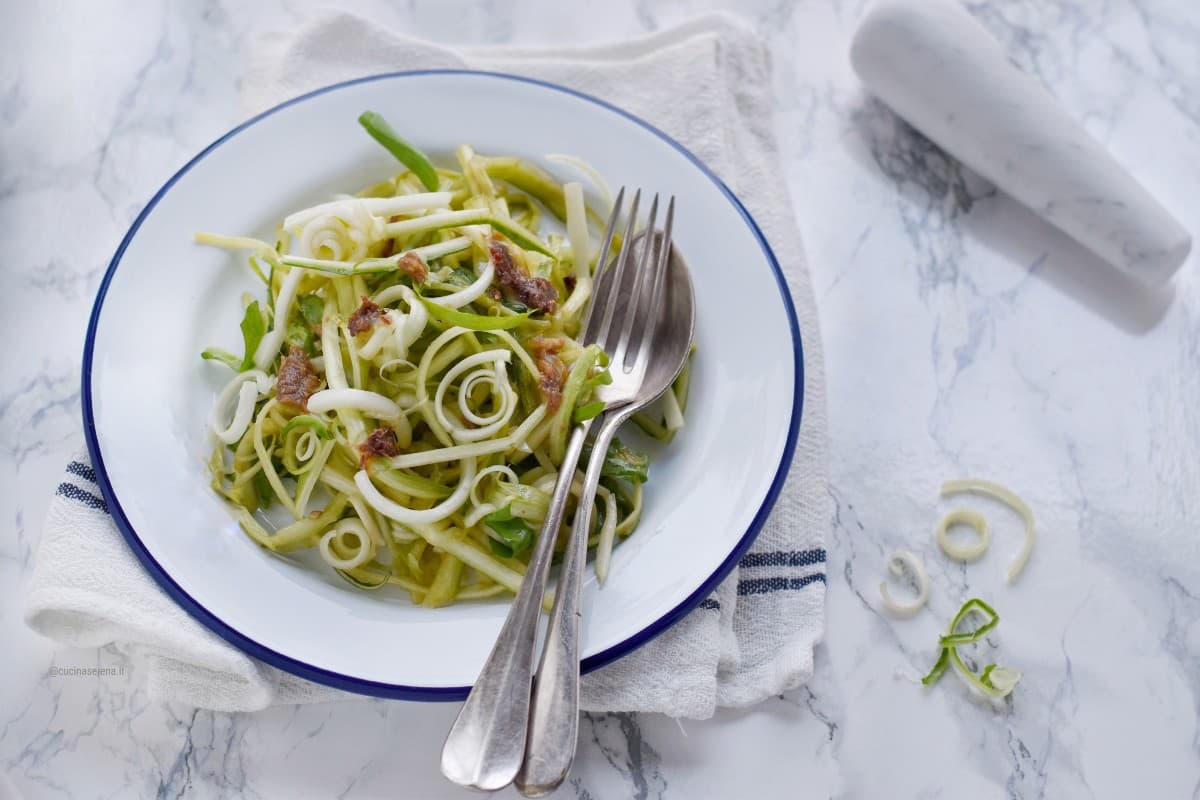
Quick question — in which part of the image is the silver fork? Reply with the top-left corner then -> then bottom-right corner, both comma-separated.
441,188 -> 671,792
515,195 -> 676,796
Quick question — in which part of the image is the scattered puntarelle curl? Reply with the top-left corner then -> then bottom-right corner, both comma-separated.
941,478 -> 1035,582
878,550 -> 930,617
935,508 -> 991,563
921,598 -> 1022,700
892,481 -> 1034,700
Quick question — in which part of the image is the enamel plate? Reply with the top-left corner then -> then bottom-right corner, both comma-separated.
83,71 -> 802,698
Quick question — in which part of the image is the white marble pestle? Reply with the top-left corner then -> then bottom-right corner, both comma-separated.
850,0 -> 1192,286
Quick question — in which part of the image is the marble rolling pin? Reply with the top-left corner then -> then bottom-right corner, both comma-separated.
850,0 -> 1192,286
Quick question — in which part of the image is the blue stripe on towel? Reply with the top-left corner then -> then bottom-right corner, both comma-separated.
739,549 -> 826,569
737,574 -> 826,596
55,482 -> 108,512
693,553 -> 829,612
66,461 -> 98,484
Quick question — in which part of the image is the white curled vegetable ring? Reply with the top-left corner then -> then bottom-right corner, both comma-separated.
209,370 -> 271,444
879,550 -> 929,617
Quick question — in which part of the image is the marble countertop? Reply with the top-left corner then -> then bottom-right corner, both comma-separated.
2,0 -> 1197,797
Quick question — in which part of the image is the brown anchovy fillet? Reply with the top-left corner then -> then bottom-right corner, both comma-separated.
276,345 -> 321,410
489,239 -> 558,313
396,251 -> 428,283
348,296 -> 388,336
528,336 -> 566,413
358,426 -> 400,468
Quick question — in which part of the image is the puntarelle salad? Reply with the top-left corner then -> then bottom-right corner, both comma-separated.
197,111 -> 690,607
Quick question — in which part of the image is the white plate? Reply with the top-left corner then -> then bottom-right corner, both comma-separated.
83,71 -> 803,698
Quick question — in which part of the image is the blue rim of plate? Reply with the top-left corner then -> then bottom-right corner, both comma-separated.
81,69 -> 805,701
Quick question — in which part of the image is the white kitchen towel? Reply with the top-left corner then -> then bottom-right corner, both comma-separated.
25,12 -> 829,719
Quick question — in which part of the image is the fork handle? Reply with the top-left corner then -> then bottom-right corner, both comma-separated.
515,408 -> 631,797
441,423 -> 591,792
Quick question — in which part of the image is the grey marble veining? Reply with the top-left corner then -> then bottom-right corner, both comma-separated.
2,0 -> 1198,797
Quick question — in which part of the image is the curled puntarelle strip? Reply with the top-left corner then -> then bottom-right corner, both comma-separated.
879,550 -> 930,618
940,479 -> 1035,582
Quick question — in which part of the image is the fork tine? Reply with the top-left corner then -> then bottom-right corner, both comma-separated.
610,194 -> 659,366
589,189 -> 641,347
590,187 -> 625,286
627,195 -> 675,371
579,187 -> 625,335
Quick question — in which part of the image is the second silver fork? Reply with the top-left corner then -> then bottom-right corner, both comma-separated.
515,194 -> 677,796
441,188 -> 671,793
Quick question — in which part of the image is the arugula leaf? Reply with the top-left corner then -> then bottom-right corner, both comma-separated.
298,294 -> 324,327
447,267 -> 477,288
484,506 -> 536,559
582,437 -> 649,485
239,301 -> 266,369
602,439 -> 649,484
500,298 -> 530,314
202,299 -> 266,369
252,469 -> 273,510
201,347 -> 241,370
285,317 -> 314,353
